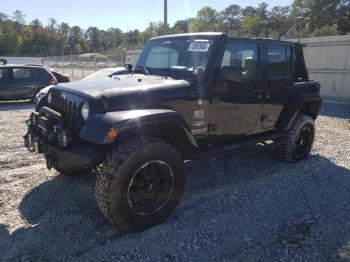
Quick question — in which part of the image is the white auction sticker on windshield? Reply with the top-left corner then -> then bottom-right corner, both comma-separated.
188,42 -> 211,52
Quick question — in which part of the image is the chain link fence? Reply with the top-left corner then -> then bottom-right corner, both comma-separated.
42,51 -> 125,80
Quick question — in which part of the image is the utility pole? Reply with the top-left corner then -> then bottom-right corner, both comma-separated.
164,0 -> 168,35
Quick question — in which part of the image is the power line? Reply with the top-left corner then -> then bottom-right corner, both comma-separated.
147,0 -> 155,26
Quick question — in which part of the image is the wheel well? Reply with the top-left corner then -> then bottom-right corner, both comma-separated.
299,99 -> 320,119
115,121 -> 196,159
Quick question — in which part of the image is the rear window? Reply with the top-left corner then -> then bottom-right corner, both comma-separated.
267,45 -> 292,78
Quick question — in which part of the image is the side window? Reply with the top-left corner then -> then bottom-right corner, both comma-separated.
221,43 -> 258,80
267,45 -> 292,78
12,68 -> 35,80
0,68 -> 5,84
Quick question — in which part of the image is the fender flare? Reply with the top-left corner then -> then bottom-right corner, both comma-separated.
276,92 -> 321,131
78,109 -> 198,151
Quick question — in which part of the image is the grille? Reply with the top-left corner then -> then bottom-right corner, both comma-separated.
49,91 -> 81,130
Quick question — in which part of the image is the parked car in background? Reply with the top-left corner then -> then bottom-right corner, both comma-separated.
0,57 -> 43,66
50,71 -> 70,83
81,62 -> 96,68
21,64 -> 70,83
34,67 -> 126,107
82,67 -> 128,80
0,65 -> 57,100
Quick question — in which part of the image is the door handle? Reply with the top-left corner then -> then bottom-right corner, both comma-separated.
252,87 -> 263,98
285,85 -> 293,89
264,91 -> 272,99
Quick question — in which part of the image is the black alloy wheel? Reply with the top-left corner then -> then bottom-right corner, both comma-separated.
127,160 -> 174,215
292,124 -> 314,160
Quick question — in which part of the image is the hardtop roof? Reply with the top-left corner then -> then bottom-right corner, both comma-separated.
150,32 -> 296,45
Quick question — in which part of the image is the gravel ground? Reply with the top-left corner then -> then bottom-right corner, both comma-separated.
0,101 -> 349,262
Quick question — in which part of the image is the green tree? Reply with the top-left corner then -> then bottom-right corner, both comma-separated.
172,20 -> 189,34
242,15 -> 262,36
0,12 -> 8,21
267,6 -> 291,38
73,43 -> 83,54
309,25 -> 338,36
242,6 -> 257,17
85,26 -> 101,52
12,10 -> 26,24
291,0 -> 341,33
338,2 -> 350,34
105,27 -> 123,51
219,5 -> 242,35
48,18 -> 57,29
69,26 -> 83,53
190,7 -> 222,32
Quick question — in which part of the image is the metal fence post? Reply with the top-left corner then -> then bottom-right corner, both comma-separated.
82,56 -> 84,79
71,50 -> 73,78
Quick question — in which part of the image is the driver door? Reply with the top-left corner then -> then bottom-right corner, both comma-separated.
209,40 -> 263,141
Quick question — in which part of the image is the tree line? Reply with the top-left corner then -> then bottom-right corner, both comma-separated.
1,0 -> 349,57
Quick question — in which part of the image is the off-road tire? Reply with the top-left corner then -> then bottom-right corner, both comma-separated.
275,114 -> 315,162
95,137 -> 185,232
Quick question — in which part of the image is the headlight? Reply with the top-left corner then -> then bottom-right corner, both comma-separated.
81,102 -> 90,120
47,92 -> 52,104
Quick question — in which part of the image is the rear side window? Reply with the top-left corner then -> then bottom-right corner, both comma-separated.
12,68 -> 38,80
267,45 -> 292,78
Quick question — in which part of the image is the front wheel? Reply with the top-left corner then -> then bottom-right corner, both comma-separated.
95,138 -> 185,232
275,114 -> 315,162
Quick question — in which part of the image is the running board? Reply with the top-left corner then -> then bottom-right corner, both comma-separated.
192,133 -> 281,161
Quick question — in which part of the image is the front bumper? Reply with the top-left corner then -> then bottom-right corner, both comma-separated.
24,109 -> 104,173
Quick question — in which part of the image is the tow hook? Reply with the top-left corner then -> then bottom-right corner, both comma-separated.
45,153 -> 55,170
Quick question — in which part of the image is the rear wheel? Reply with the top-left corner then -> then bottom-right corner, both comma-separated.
95,138 -> 185,232
275,114 -> 315,162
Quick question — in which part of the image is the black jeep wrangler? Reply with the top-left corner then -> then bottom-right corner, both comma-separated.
24,33 -> 321,232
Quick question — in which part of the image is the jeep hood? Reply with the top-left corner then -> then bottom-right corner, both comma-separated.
53,74 -> 192,110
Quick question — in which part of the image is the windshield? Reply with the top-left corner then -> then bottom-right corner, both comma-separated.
136,37 -> 217,79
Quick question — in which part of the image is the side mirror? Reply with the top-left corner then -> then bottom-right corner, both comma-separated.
220,66 -> 243,83
125,63 -> 133,71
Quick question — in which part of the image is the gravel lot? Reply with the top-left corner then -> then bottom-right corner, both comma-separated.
0,101 -> 349,261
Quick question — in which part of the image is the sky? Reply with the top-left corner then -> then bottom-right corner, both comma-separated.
0,0 -> 293,31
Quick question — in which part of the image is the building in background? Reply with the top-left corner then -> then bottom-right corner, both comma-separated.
291,35 -> 350,102
125,50 -> 142,66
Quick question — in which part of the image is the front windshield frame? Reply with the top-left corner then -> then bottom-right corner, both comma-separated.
135,35 -> 221,80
